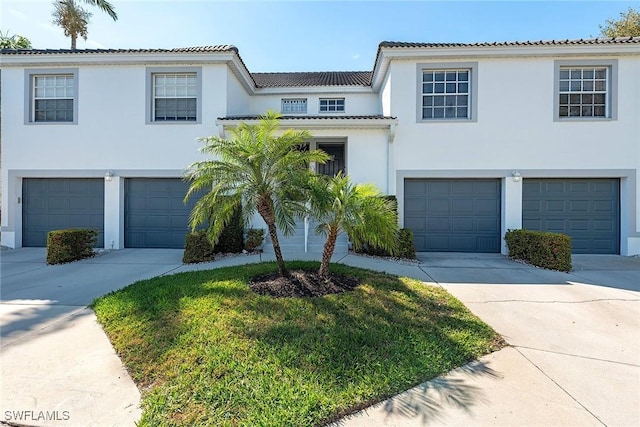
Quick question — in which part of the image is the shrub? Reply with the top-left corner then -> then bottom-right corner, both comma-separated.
354,228 -> 416,260
245,228 -> 265,252
183,231 -> 214,264
213,206 -> 244,253
396,228 -> 417,259
46,228 -> 98,265
505,229 -> 572,272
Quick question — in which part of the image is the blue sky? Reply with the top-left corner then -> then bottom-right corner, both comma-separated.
2,1 -> 638,72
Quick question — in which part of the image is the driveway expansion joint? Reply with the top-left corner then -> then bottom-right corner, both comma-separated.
514,345 -> 640,368
514,347 -> 608,427
466,298 -> 640,304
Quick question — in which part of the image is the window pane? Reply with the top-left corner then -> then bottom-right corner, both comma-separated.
559,69 -> 570,79
570,106 -> 581,116
433,108 -> 445,118
570,81 -> 581,91
571,69 -> 582,79
445,72 -> 457,81
457,107 -> 468,118
458,71 -> 469,81
434,72 -> 445,81
559,94 -> 568,104
423,96 -> 433,107
593,94 -> 606,104
434,83 -> 445,93
445,82 -> 456,93
445,107 -> 456,118
595,80 -> 606,91
570,94 -> 581,104
583,69 -> 594,79
581,106 -> 593,116
559,81 -> 569,91
423,72 -> 433,82
445,95 -> 456,106
582,81 -> 593,91
457,95 -> 468,106
423,83 -> 433,94
458,82 -> 468,93
433,96 -> 445,106
582,94 -> 593,104
594,106 -> 605,116
559,106 -> 568,116
423,107 -> 433,119
595,69 -> 606,79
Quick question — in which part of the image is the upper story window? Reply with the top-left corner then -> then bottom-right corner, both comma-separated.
422,69 -> 469,120
554,60 -> 617,121
319,98 -> 345,113
146,67 -> 202,124
417,62 -> 477,122
25,69 -> 79,124
153,73 -> 197,121
281,98 -> 307,114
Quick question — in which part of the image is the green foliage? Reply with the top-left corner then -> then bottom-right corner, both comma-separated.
0,30 -> 32,49
213,204 -> 244,253
505,229 -> 572,272
396,228 -> 417,259
308,173 -> 399,276
46,228 -> 98,264
599,7 -> 640,37
182,231 -> 214,264
52,0 -> 92,49
93,262 -> 504,426
245,228 -> 265,252
184,110 -> 329,276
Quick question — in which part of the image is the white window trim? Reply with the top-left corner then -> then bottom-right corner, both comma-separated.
24,68 -> 79,125
416,62 -> 478,123
281,98 -> 307,114
145,67 -> 202,124
319,98 -> 345,113
553,59 -> 618,122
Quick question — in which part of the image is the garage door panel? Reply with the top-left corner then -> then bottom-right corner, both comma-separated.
125,178 -> 200,248
522,178 -> 619,254
405,179 -> 500,252
23,178 -> 104,247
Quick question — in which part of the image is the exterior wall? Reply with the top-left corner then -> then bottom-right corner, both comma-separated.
250,92 -> 379,116
226,71 -> 251,115
1,62 -> 231,248
388,56 -> 640,255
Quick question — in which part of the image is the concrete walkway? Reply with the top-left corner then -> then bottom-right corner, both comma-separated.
1,248 -> 638,426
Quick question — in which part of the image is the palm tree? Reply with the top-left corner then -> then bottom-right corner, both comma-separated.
0,30 -> 32,49
184,111 -> 329,277
53,0 -> 91,50
52,0 -> 117,50
308,172 -> 399,278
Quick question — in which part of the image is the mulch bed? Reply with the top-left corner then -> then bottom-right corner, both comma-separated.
250,270 -> 360,298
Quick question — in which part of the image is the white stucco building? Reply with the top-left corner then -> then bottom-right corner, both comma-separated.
1,38 -> 639,255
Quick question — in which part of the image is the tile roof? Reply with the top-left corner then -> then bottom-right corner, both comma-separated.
251,72 -> 372,88
219,115 -> 395,121
379,37 -> 640,49
0,45 -> 238,55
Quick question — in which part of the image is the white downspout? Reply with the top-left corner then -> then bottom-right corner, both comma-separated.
387,123 -> 396,194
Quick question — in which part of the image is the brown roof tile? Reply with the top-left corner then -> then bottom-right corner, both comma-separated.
379,37 -> 640,49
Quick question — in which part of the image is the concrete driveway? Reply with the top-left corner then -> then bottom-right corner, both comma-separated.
339,253 -> 640,426
1,248 -> 639,426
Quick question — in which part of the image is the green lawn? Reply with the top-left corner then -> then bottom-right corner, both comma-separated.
93,261 -> 504,426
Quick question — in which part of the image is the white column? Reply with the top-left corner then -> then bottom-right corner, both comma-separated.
501,177 -> 523,255
103,176 -> 123,249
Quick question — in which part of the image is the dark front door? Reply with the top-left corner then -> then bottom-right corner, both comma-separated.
317,143 -> 345,176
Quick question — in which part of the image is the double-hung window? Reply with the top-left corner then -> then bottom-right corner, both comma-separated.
418,63 -> 477,122
146,67 -> 201,123
319,98 -> 345,113
555,60 -> 617,121
25,69 -> 79,124
153,73 -> 197,121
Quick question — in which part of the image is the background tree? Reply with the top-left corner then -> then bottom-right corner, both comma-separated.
0,30 -> 32,49
184,111 -> 329,277
308,173 -> 399,278
53,0 -> 92,49
599,7 -> 640,37
52,0 -> 117,49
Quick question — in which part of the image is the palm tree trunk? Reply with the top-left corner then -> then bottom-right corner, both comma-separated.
71,35 -> 77,50
319,227 -> 337,278
257,197 -> 288,277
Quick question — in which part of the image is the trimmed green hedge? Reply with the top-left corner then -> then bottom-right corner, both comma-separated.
213,206 -> 244,254
244,228 -> 265,252
183,231 -> 215,264
505,229 -> 572,272
355,228 -> 416,260
46,228 -> 98,265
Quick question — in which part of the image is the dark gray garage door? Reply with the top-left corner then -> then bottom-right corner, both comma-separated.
125,178 -> 200,248
404,179 -> 501,252
523,179 -> 619,254
23,178 -> 104,247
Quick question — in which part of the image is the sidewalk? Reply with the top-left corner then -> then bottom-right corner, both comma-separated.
1,249 -> 638,426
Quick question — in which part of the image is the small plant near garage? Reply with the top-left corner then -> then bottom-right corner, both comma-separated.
46,228 -> 98,265
182,231 -> 215,264
244,228 -> 265,252
505,229 -> 572,272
